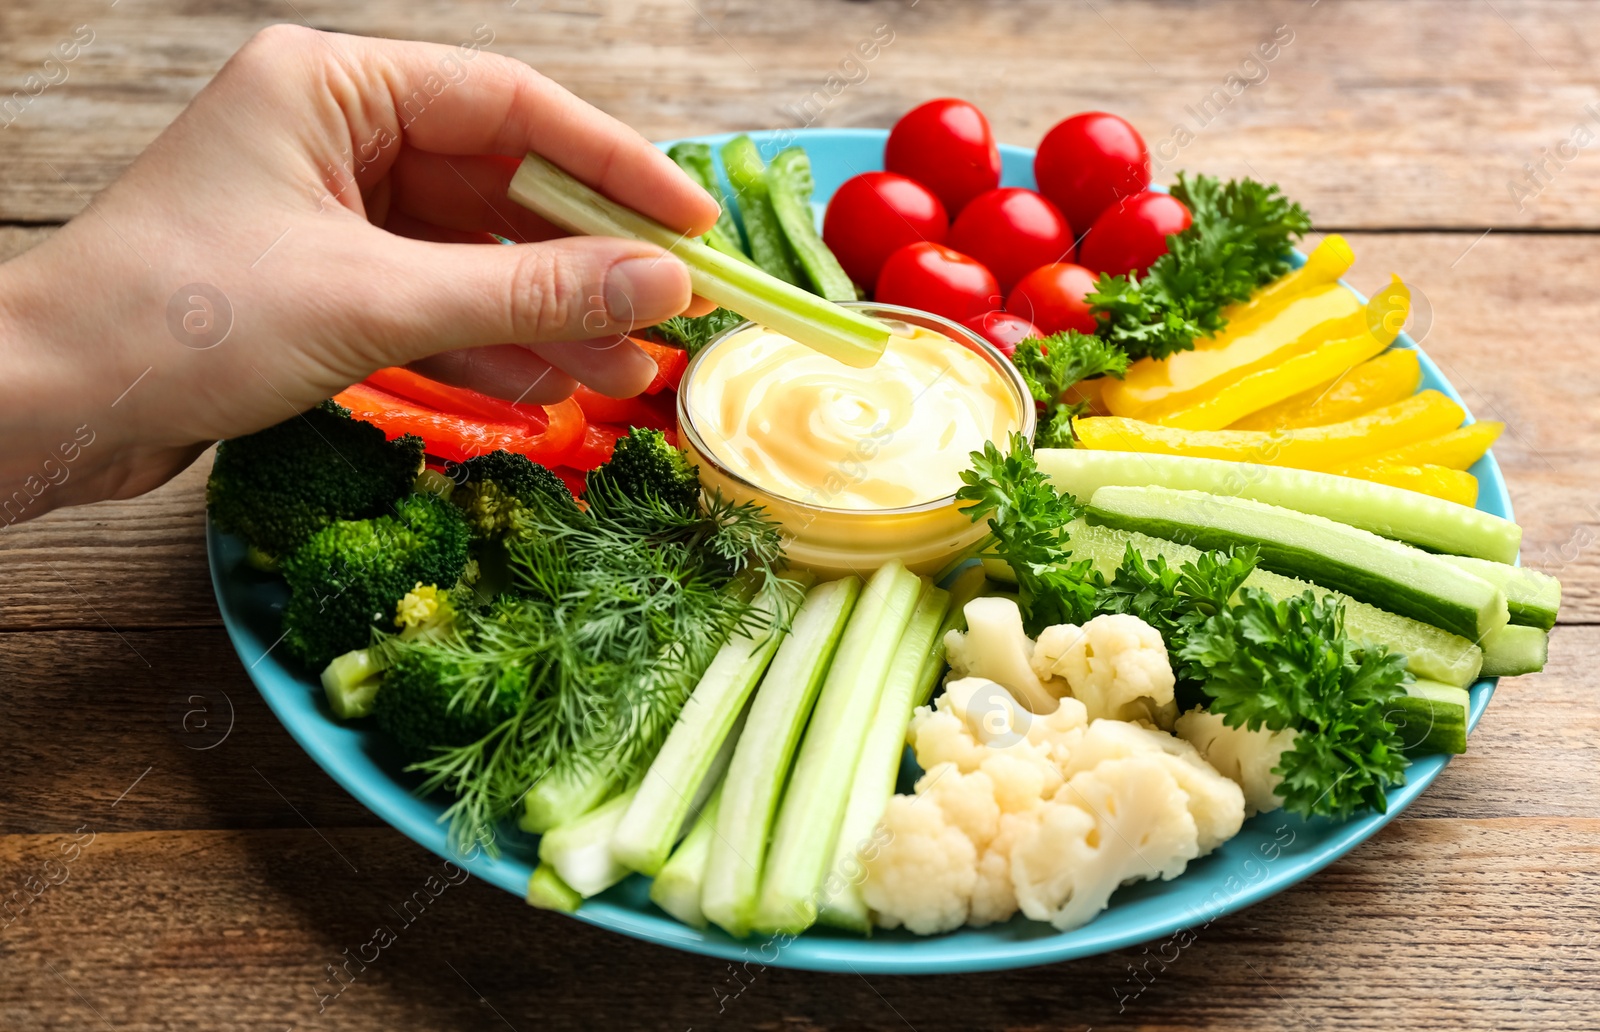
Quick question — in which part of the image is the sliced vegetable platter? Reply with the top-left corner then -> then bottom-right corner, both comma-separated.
209,127 -> 1513,973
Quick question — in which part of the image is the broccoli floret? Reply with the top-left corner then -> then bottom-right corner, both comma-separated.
450,450 -> 573,540
207,400 -> 425,563
280,493 -> 471,669
584,427 -> 701,516
373,631 -> 527,762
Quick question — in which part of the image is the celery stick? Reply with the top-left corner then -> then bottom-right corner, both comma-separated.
1481,623 -> 1548,676
722,135 -> 805,285
666,142 -> 753,265
752,561 -> 922,934
525,864 -> 583,913
611,578 -> 808,876
649,782 -> 723,929
818,581 -> 950,932
701,577 -> 862,937
537,785 -> 639,898
916,565 -> 991,708
766,147 -> 857,301
518,765 -> 615,835
508,153 -> 890,368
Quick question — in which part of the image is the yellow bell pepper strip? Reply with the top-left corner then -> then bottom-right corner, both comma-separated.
1073,388 -> 1467,471
1152,276 -> 1408,430
1337,420 -> 1504,473
1229,348 -> 1422,431
1227,233 -> 1356,323
1348,464 -> 1479,507
1102,237 -> 1366,421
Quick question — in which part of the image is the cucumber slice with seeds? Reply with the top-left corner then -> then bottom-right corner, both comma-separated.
1087,486 -> 1509,641
1438,555 -> 1560,630
1037,448 -> 1522,563
1480,623 -> 1549,676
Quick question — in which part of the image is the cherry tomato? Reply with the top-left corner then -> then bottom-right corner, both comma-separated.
1034,112 -> 1151,237
1005,262 -> 1100,335
885,99 -> 1001,215
823,172 -> 949,289
963,311 -> 1041,358
947,188 -> 1075,293
1078,191 -> 1192,278
875,242 -> 1001,323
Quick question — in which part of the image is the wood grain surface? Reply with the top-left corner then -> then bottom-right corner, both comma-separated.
2,2 -> 1598,1030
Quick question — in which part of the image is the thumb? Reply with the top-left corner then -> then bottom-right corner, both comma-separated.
350,231 -> 694,362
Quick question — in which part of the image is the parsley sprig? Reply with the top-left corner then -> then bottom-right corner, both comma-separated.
1181,589 -> 1411,819
1088,173 -> 1311,361
1010,332 -> 1129,449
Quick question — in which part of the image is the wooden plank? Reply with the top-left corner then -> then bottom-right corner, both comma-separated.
2,1 -> 1600,226
6,231 -> 1596,630
0,819 -> 1594,1030
2,623 -> 1594,833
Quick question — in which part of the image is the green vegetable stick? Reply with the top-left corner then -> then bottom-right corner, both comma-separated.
611,577 -> 810,876
666,142 -> 753,265
817,580 -> 950,933
1480,623 -> 1548,677
525,864 -> 584,913
519,765 -> 616,835
1437,554 -> 1561,630
765,147 -> 857,301
509,151 -> 889,367
721,135 -> 805,285
537,785 -> 640,898
914,564 -> 990,709
751,561 -> 922,935
701,576 -> 862,938
649,781 -> 724,929
1392,680 -> 1471,755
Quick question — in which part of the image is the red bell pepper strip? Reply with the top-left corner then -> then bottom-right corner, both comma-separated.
564,422 -> 628,471
334,384 -> 586,466
633,337 -> 690,394
366,366 -> 549,430
571,384 -> 675,431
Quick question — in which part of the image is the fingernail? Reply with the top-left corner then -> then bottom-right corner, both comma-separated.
604,256 -> 687,324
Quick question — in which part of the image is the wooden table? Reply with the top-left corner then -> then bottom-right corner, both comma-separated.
3,2 -> 1598,1028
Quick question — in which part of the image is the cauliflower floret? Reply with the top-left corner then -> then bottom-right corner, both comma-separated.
971,809 -> 1042,926
908,677 -> 1064,777
1023,694 -> 1090,771
1176,707 -> 1298,816
945,597 -> 1067,712
1012,757 -> 1200,931
1058,719 -> 1245,855
915,763 -> 1001,850
862,794 -> 978,935
1032,614 -> 1178,728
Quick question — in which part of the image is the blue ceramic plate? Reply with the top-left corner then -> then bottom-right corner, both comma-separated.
208,128 -> 1511,973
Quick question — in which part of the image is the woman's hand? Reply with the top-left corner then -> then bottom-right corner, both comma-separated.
0,24 -> 717,520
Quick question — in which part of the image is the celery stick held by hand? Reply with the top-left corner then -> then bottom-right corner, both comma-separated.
508,152 -> 893,368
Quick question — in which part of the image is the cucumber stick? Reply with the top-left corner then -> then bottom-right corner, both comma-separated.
1480,623 -> 1549,676
818,581 -> 950,932
1036,448 -> 1523,564
701,577 -> 862,937
1039,521 -> 1484,687
916,565 -> 991,708
1438,555 -> 1560,630
1394,680 -> 1471,755
766,147 -> 857,301
1087,485 -> 1509,641
611,578 -> 807,876
649,782 -> 723,929
752,561 -> 922,934
722,136 -> 805,286
665,142 -> 753,265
